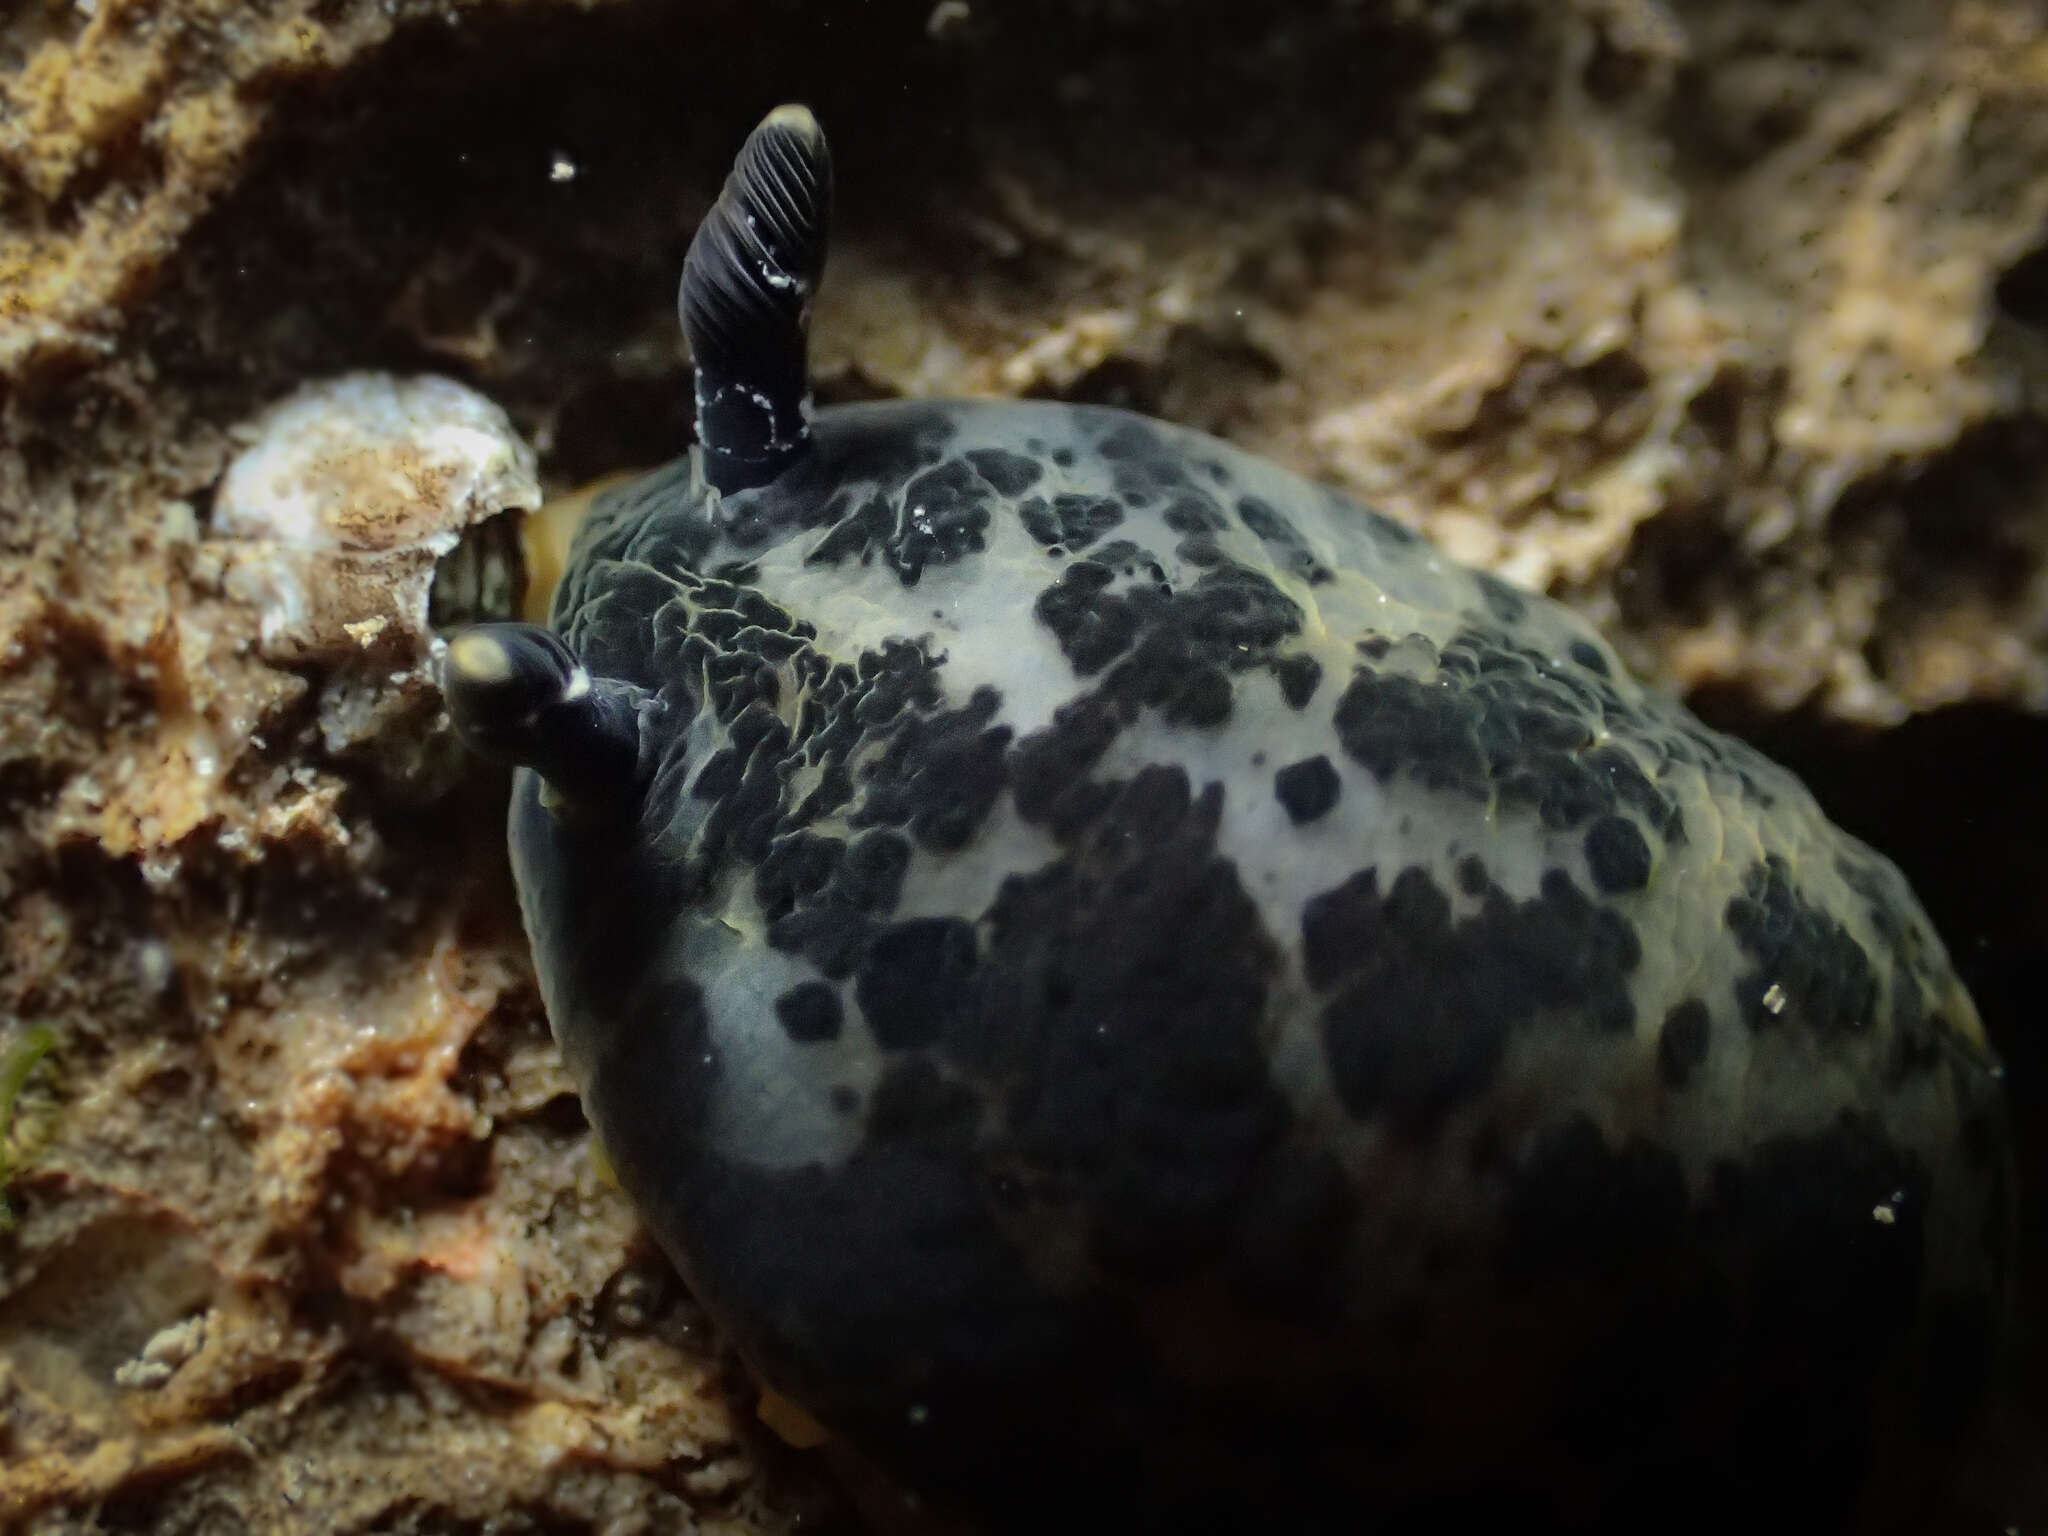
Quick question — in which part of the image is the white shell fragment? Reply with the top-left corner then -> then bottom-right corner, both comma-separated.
211,373 -> 541,665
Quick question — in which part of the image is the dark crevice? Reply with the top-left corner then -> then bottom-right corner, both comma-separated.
135,0 -> 1467,487
1996,239 -> 2048,331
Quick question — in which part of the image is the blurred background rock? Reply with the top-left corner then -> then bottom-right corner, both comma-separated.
1,1 -> 2044,1530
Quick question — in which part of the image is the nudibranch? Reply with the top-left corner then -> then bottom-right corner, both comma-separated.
445,106 -> 2011,1535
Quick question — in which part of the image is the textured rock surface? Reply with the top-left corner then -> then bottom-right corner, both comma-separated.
1,0 -> 2044,1531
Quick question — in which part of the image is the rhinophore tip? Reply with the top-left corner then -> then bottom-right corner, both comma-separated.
680,104 -> 834,495
443,623 -> 643,807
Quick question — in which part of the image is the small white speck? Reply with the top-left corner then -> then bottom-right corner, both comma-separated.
926,0 -> 969,35
549,152 -> 578,183
135,941 -> 175,996
1760,982 -> 1787,1015
1871,1204 -> 1895,1225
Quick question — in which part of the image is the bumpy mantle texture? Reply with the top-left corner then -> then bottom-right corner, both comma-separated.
1,2 -> 2045,1533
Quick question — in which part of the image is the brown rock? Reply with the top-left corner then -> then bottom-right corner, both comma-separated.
1,2 -> 2042,1532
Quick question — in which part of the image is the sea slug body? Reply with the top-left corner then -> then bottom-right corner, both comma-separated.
445,106 -> 2012,1536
